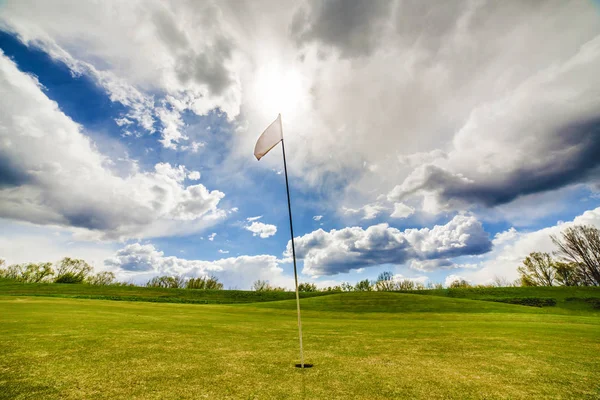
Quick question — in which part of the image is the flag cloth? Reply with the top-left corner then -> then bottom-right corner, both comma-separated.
254,114 -> 283,160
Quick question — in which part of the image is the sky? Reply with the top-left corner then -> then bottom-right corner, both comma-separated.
1,0 -> 600,289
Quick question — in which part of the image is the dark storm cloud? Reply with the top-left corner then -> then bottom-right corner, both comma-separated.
152,7 -> 235,96
393,117 -> 600,208
291,0 -> 393,57
0,155 -> 30,188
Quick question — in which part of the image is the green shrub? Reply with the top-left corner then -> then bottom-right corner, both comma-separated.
186,276 -> 223,290
482,297 -> 556,307
86,271 -> 116,286
55,273 -> 85,284
298,282 -> 317,292
565,297 -> 600,309
146,275 -> 185,288
354,279 -> 374,291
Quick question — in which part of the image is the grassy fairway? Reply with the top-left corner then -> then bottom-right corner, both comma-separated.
1,292 -> 599,399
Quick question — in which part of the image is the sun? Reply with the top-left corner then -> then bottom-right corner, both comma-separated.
253,63 -> 307,121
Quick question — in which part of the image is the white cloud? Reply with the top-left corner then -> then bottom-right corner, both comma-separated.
342,207 -> 361,215
388,34 -> 600,214
104,243 -> 293,289
288,214 -> 491,276
2,1 -> 598,216
208,233 -> 217,241
156,104 -> 187,149
246,215 -> 263,222
362,203 -> 385,220
313,215 -> 323,221
0,0 -> 243,150
185,141 -> 206,153
392,274 -> 429,285
187,171 -> 201,181
1,0 -> 599,262
218,249 -> 229,254
342,203 -> 387,220
0,220 -> 116,270
245,222 -> 277,238
0,52 -> 225,240
390,203 -> 415,219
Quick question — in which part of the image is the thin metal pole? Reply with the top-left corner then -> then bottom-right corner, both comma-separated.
280,115 -> 304,368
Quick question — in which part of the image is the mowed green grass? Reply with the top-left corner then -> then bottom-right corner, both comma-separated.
1,290 -> 599,399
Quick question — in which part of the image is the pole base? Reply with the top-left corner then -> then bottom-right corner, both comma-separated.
295,363 -> 313,368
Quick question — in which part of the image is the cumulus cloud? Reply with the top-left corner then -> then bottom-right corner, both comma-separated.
342,203 -> 387,220
0,52 -> 225,240
409,259 -> 455,272
187,171 -> 201,181
245,222 -> 277,238
286,1 -> 600,216
2,0 -> 599,255
313,215 -> 323,221
3,0 -> 599,217
208,233 -> 217,241
388,34 -> 600,213
104,243 -> 292,289
288,214 -> 491,276
0,0 -> 243,150
390,203 -> 415,219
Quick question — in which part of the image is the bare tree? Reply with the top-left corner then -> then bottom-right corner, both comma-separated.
0,262 -> 54,283
518,252 -> 556,286
492,275 -> 515,287
397,279 -> 415,290
54,257 -> 93,284
86,271 -> 116,286
251,279 -> 271,291
187,276 -> 223,290
375,271 -> 396,291
448,279 -> 471,288
551,225 -> 600,286
298,282 -> 317,292
354,279 -> 374,291
553,262 -> 581,286
146,275 -> 185,288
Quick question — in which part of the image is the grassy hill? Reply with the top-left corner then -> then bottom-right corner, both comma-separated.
1,282 -> 599,399
2,278 -> 598,314
1,293 -> 599,399
0,278 -> 328,304
401,286 -> 600,314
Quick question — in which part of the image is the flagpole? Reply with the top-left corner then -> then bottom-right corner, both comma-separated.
279,114 -> 305,369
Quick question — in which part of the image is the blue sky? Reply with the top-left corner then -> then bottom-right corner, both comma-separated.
1,1 -> 600,289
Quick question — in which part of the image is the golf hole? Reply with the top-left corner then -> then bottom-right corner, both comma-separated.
295,363 -> 313,369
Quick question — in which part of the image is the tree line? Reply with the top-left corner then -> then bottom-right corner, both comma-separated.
0,257 -> 226,290
0,257 -> 119,285
517,225 -> 600,287
3,224 -> 597,291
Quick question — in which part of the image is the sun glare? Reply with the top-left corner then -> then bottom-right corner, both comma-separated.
254,64 -> 307,120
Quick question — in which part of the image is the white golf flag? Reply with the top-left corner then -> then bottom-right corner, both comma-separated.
254,114 -> 283,160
